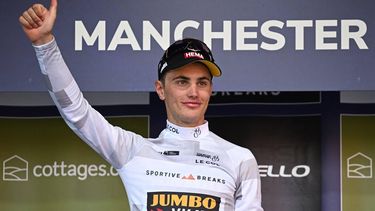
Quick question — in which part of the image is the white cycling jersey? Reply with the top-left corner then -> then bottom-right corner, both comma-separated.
34,38 -> 263,211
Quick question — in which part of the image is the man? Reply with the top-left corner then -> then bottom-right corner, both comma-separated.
19,0 -> 263,210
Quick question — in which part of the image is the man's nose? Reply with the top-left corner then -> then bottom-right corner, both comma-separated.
187,84 -> 198,98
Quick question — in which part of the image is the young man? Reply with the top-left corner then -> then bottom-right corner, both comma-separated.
19,1 -> 263,210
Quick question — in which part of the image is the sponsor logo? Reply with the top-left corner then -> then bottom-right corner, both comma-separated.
196,153 -> 220,162
347,152 -> 372,179
147,191 -> 220,211
160,151 -> 180,156
193,128 -> 202,138
182,174 -> 195,180
195,153 -> 220,167
258,165 -> 310,178
184,52 -> 204,60
210,91 -> 321,105
186,47 -> 200,52
166,123 -> 179,134
2,155 -> 118,182
212,91 -> 281,97
146,170 -> 181,179
145,170 -> 225,185
195,175 -> 225,185
195,159 -> 220,167
181,174 -> 225,185
160,62 -> 168,73
3,155 -> 28,182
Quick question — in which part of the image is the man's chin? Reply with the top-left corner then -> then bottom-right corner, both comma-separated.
179,116 -> 204,127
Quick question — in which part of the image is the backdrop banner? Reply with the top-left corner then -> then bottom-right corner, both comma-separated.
0,116 -> 149,211
208,115 -> 321,211
1,0 -> 374,91
341,115 -> 375,211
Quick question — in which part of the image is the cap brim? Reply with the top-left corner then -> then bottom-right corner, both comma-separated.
160,57 -> 222,78
198,60 -> 222,77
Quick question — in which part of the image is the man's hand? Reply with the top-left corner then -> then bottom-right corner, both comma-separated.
19,0 -> 58,45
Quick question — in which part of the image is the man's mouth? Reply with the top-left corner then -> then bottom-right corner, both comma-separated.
182,101 -> 202,108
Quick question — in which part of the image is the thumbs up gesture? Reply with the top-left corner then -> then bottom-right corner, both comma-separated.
19,0 -> 58,45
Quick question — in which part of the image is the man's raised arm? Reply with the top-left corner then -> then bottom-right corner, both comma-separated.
18,0 -> 140,169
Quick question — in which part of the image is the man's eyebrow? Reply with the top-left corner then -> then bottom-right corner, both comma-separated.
172,75 -> 190,81
171,75 -> 212,82
197,76 -> 211,81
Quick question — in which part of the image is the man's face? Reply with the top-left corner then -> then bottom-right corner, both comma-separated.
155,62 -> 213,127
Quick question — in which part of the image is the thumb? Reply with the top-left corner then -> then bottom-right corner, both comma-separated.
49,0 -> 58,14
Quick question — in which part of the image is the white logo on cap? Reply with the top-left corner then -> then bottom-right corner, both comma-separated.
187,47 -> 200,52
160,62 -> 168,73
184,52 -> 204,59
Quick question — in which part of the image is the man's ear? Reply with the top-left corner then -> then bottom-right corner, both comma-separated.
155,80 -> 165,100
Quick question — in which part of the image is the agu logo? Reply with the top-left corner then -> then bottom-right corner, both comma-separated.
147,191 -> 220,211
2,155 -> 28,181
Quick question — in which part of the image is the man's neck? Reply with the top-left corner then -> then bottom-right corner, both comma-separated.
165,120 -> 209,139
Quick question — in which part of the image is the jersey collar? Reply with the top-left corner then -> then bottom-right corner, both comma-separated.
165,120 -> 209,139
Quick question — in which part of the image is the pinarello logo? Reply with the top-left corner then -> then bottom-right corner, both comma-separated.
147,191 -> 220,211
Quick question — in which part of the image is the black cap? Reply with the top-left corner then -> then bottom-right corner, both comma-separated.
158,38 -> 222,80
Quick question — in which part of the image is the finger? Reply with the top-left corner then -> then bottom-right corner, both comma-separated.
28,7 -> 43,26
19,16 -> 33,29
22,11 -> 38,28
32,4 -> 47,20
49,0 -> 58,14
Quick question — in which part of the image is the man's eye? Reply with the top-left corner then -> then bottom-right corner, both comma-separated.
198,81 -> 209,87
176,80 -> 188,85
